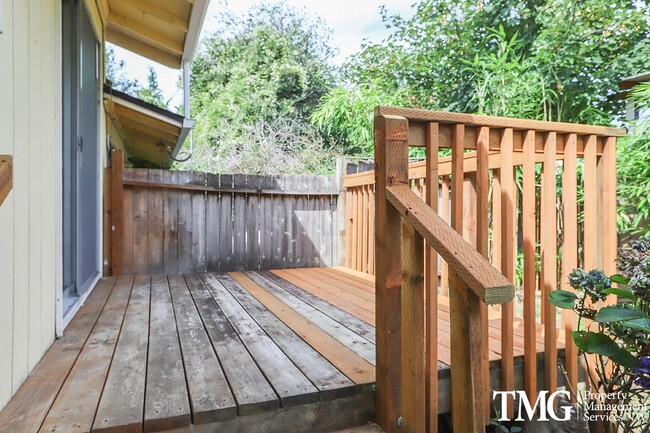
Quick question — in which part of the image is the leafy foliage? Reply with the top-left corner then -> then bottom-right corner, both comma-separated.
186,1 -> 337,174
618,82 -> 650,239
549,239 -> 650,431
105,46 -> 170,110
321,0 -> 650,152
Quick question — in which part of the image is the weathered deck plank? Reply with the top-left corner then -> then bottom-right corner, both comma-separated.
144,276 -> 191,432
39,277 -> 133,433
168,275 -> 236,424
1,266 -> 565,433
217,273 -> 357,400
198,273 -> 320,407
184,274 -> 279,415
0,278 -> 116,433
93,276 -> 151,433
228,272 -> 375,390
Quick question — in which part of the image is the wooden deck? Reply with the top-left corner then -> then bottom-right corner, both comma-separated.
0,267 -> 563,433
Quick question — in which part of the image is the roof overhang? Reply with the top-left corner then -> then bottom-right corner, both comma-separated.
104,85 -> 194,168
619,71 -> 650,90
106,0 -> 210,69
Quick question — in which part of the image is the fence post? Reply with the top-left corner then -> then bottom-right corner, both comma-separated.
375,114 -> 409,433
110,149 -> 124,276
336,156 -> 347,267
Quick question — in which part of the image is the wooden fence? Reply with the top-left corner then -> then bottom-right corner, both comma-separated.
370,107 -> 623,433
105,150 -> 340,276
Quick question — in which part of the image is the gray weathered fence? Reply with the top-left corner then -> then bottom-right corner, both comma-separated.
107,161 -> 340,275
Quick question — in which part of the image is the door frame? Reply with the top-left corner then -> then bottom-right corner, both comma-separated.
57,0 -> 103,336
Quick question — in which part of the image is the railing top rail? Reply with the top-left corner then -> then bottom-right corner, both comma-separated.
386,184 -> 514,305
375,106 -> 627,137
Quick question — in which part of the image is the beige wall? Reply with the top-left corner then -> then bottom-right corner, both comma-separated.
0,0 -> 63,409
0,0 -> 109,411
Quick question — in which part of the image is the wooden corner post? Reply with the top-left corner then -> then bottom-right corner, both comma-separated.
110,149 -> 125,276
375,114 -> 408,433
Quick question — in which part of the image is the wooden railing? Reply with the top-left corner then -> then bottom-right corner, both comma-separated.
372,107 -> 624,433
0,156 -> 12,207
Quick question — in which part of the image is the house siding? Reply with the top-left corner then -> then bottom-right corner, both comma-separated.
0,0 -> 61,410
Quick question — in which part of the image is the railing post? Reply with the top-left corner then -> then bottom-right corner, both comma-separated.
374,114 -> 409,433
110,149 -> 124,276
400,219 -> 425,432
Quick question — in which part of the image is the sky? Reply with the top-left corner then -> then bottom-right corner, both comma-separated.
110,0 -> 415,109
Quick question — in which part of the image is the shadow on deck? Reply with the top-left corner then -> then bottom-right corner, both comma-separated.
0,267 -> 563,433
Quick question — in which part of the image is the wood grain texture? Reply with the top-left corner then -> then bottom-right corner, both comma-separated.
39,277 -> 133,433
400,220 -> 426,433
167,275 -> 237,424
0,155 -> 13,207
561,134 -> 579,401
449,124 -> 484,433
228,272 -> 376,388
522,130 -> 538,400
542,133 -> 558,393
198,273 -> 320,407
385,185 -> 514,304
93,276 -> 151,433
499,128 -> 516,407
217,273 -> 357,400
183,274 -> 278,416
476,126 -> 491,421
375,106 -> 626,137
374,114 -> 408,433
0,279 -> 116,433
110,150 -> 124,276
424,123 -> 439,433
144,276 -> 191,432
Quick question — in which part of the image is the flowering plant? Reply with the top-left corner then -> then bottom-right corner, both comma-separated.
549,238 -> 650,433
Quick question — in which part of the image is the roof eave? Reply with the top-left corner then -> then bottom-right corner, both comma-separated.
182,0 -> 210,64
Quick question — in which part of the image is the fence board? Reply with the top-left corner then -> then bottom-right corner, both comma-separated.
116,170 -> 338,275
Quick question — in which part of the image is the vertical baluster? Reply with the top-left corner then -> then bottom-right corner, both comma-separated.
522,130 -> 537,399
425,122 -> 439,432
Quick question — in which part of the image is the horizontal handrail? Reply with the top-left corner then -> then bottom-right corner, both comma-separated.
376,106 -> 627,137
0,155 -> 13,207
385,184 -> 514,305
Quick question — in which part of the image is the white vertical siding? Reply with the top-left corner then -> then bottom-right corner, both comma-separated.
0,0 -> 62,409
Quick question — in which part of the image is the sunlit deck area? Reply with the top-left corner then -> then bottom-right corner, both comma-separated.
0,267 -> 563,433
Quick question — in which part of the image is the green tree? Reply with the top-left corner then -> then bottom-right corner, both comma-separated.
105,46 -> 169,110
136,67 -> 168,110
186,1 -> 338,174
338,0 -> 650,124
618,82 -> 650,240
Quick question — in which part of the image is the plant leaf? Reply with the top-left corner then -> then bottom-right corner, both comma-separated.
601,288 -> 637,300
548,290 -> 579,309
610,274 -> 630,285
571,331 -> 638,368
595,306 -> 650,323
621,317 -> 650,333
